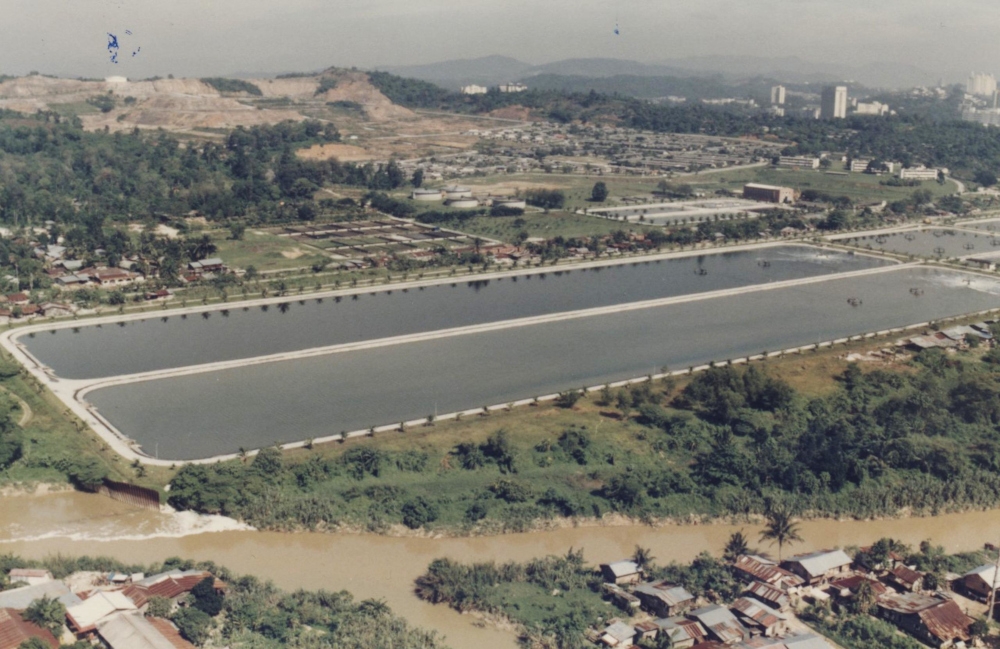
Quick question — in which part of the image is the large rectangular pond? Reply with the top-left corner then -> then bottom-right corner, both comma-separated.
836,229 -> 1000,258
959,218 -> 1000,232
87,266 -> 1000,460
21,245 -> 886,380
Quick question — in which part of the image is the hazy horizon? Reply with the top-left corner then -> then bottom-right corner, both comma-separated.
3,0 -> 998,84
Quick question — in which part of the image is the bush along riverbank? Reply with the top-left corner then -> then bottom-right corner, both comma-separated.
163,344 -> 1000,535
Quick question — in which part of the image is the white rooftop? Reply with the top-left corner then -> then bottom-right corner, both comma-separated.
785,549 -> 852,578
98,612 -> 176,649
67,590 -> 137,630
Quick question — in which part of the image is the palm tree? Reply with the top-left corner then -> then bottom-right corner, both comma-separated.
724,530 -> 750,563
759,508 -> 803,561
632,545 -> 655,570
23,595 -> 65,636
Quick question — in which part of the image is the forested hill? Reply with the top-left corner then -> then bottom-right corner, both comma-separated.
365,69 -> 1000,177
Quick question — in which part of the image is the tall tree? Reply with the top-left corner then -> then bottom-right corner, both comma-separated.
632,545 -> 656,570
759,508 -> 803,561
723,530 -> 750,563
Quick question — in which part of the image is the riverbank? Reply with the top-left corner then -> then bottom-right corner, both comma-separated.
6,491 -> 1000,649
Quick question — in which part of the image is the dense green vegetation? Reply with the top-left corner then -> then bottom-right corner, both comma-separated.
414,548 -> 743,649
165,347 -> 1000,533
0,554 -> 444,649
200,78 -> 263,96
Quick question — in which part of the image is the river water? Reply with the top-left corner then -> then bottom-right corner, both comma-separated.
4,492 -> 1000,649
21,246 -> 883,380
88,266 -> 1000,460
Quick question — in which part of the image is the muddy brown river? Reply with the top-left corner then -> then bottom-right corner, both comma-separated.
4,492 -> 1000,649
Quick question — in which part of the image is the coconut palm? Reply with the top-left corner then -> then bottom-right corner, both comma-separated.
759,508 -> 803,561
632,545 -> 656,569
724,530 -> 750,563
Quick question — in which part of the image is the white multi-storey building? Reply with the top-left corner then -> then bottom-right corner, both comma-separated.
967,72 -> 997,97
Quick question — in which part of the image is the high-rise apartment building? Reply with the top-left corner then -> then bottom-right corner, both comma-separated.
820,86 -> 848,119
770,85 -> 786,105
967,72 -> 997,97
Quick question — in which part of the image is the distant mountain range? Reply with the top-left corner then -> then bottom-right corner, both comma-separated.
379,55 -> 938,91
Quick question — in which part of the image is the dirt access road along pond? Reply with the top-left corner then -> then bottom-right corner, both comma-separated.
5,492 -> 1000,649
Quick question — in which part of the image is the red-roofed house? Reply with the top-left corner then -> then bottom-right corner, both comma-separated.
0,608 -> 59,649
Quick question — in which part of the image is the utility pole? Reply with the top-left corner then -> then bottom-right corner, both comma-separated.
987,542 -> 1000,624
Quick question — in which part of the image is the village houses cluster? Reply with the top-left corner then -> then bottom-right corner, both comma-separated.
591,545 -> 1000,649
0,566 -> 224,649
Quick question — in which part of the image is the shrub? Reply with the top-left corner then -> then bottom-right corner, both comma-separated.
401,497 -> 439,529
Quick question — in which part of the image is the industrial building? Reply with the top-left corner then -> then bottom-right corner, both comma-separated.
967,72 -> 997,97
820,86 -> 848,119
412,188 -> 443,201
443,185 -> 473,200
777,156 -> 820,170
770,85 -> 786,105
899,167 -> 940,181
498,82 -> 527,93
743,183 -> 794,204
461,85 -> 488,95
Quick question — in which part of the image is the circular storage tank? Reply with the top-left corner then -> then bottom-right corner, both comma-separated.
443,186 -> 473,200
446,198 -> 480,209
412,188 -> 443,201
492,198 -> 527,209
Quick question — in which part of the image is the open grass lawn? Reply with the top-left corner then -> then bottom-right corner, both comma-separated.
445,211 -> 655,243
211,229 -> 329,272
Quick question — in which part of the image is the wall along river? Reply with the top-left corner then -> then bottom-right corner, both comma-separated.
5,491 -> 1000,649
86,266 -> 1000,460
21,245 -> 883,380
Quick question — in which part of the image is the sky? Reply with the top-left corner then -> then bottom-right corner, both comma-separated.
1,0 -> 997,82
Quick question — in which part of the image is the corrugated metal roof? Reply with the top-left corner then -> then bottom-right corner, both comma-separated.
0,608 -> 58,649
97,612 -> 176,649
146,618 -> 196,649
689,605 -> 746,644
0,581 -> 81,610
66,590 -> 137,632
963,563 -> 997,583
745,581 -> 790,608
783,549 -> 852,578
655,617 -> 707,643
731,597 -> 785,628
876,591 -> 943,615
918,599 -> 973,643
830,575 -> 888,596
734,556 -> 802,587
602,561 -> 640,579
890,565 -> 923,586
633,582 -> 694,606
602,621 -> 636,643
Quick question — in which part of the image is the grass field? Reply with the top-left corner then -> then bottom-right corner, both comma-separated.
438,211 -> 655,243
210,229 -> 329,272
0,358 -> 174,492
